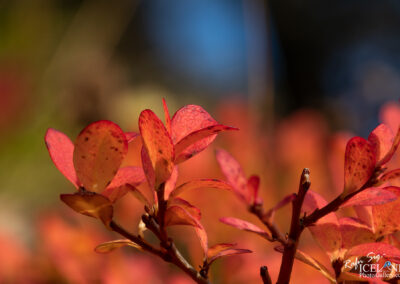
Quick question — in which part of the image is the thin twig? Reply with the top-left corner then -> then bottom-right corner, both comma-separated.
276,168 -> 311,284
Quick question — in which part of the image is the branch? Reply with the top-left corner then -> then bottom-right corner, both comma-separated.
260,266 -> 272,284
110,220 -> 210,284
276,168 -> 311,284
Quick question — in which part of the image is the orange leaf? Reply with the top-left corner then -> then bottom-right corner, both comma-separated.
125,132 -> 139,143
207,247 -> 251,265
380,169 -> 400,183
164,166 -> 178,199
343,137 -> 376,195
162,98 -> 171,134
339,217 -> 375,249
170,179 -> 233,198
168,198 -> 201,221
139,110 -> 174,188
94,239 -> 142,253
207,243 -> 236,259
345,242 -> 400,262
60,191 -> 113,226
45,128 -> 80,188
73,120 -> 128,192
164,206 -> 201,228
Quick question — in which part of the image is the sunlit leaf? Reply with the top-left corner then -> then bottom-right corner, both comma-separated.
340,187 -> 398,208
45,128 -> 79,188
371,186 -> 400,237
141,146 -> 155,190
162,98 -> 171,134
174,125 -> 238,164
60,191 -> 113,226
377,126 -> 400,167
170,179 -> 233,198
219,217 -> 272,241
94,239 -> 142,253
195,224 -> 208,256
168,198 -> 201,221
105,166 -> 145,189
164,206 -> 201,228
171,105 -> 223,161
343,137 -> 376,195
368,124 -> 394,164
215,149 -> 248,202
139,110 -> 174,188
164,166 -> 178,199
73,120 -> 128,192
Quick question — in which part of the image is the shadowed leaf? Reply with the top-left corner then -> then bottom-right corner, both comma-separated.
303,190 -> 342,260
208,248 -> 252,265
345,242 -> 400,263
45,128 -> 80,188
343,137 -> 376,195
60,191 -> 113,226
216,149 -> 249,202
170,179 -> 233,198
339,217 -> 375,249
195,224 -> 209,256
95,239 -> 142,253
380,169 -> 400,184
139,110 -> 174,188
73,120 -> 128,192
219,217 -> 272,241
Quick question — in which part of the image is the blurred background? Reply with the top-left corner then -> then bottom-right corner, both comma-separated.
1,0 -> 400,283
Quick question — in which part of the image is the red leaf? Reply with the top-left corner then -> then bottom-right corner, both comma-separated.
339,217 -> 375,249
139,110 -> 174,188
343,137 -> 376,195
125,132 -> 139,143
164,206 -> 201,228
207,248 -> 252,265
174,125 -> 238,164
106,166 -> 145,189
45,128 -> 80,188
60,191 -> 113,226
95,239 -> 142,253
141,146 -> 155,190
215,149 -> 249,203
340,187 -> 398,208
368,124 -> 394,164
168,198 -> 201,221
164,166 -> 178,199
303,191 -> 342,259
267,193 -> 296,219
162,98 -> 171,134
345,242 -> 400,263
380,169 -> 400,183
169,179 -> 233,198
73,120 -> 128,192
219,217 -> 272,241
171,105 -> 224,161
247,175 -> 261,204
102,183 -> 149,205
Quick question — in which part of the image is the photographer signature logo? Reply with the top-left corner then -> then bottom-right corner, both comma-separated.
344,252 -> 399,278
